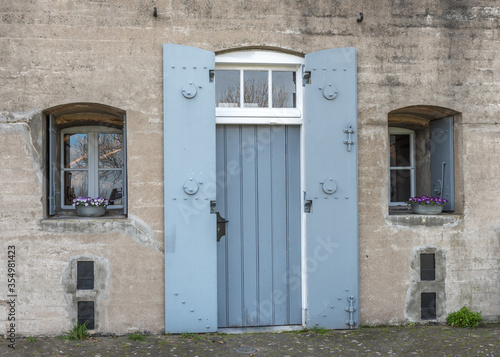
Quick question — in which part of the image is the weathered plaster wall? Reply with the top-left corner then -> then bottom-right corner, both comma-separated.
1,0 -> 499,334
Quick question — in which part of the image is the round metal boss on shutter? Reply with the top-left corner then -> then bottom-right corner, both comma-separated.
323,83 -> 338,100
321,178 -> 337,194
183,178 -> 199,195
182,83 -> 197,99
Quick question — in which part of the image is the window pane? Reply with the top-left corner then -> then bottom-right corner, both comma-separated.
390,169 -> 411,202
99,170 -> 123,205
272,71 -> 296,108
64,171 -> 88,205
216,70 -> 240,107
389,134 -> 410,167
244,71 -> 268,107
98,133 -> 123,168
64,134 -> 88,168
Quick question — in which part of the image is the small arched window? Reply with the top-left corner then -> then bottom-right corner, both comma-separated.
44,103 -> 127,217
388,106 -> 456,212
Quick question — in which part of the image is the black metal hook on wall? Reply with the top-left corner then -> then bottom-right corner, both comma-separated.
153,7 -> 158,17
357,12 -> 364,22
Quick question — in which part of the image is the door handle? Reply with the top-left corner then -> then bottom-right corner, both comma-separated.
216,212 -> 228,242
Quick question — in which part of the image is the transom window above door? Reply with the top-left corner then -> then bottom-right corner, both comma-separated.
215,70 -> 297,108
215,50 -> 304,124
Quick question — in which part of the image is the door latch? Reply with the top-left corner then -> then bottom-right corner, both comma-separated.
216,212 -> 228,242
304,200 -> 313,213
211,201 -> 228,242
343,125 -> 355,152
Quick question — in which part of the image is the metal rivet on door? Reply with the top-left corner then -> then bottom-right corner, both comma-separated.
322,83 -> 338,100
321,178 -> 337,194
183,178 -> 199,195
182,82 -> 197,99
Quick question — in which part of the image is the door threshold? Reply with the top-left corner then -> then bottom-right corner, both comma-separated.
218,325 -> 304,334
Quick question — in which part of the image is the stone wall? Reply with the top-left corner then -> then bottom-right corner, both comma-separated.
1,0 -> 499,335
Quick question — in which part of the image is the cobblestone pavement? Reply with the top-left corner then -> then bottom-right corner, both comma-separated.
1,324 -> 499,356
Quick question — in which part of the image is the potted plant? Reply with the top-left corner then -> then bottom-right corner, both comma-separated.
72,196 -> 109,217
407,196 -> 448,215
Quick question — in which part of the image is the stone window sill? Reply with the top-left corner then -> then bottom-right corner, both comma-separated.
37,214 -> 161,251
386,210 -> 462,228
39,216 -> 130,233
45,214 -> 127,220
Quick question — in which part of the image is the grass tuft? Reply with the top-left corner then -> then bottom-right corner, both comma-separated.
63,322 -> 90,341
180,332 -> 202,340
127,332 -> 147,341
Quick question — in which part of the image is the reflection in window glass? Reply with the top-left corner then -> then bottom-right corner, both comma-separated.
64,171 -> 88,205
244,71 -> 268,108
216,71 -> 240,107
64,134 -> 88,168
390,169 -> 411,203
98,134 -> 123,168
390,134 -> 410,167
99,171 -> 123,205
272,71 -> 296,108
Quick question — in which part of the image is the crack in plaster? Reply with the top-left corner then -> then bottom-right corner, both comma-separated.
38,215 -> 163,252
3,110 -> 162,253
0,110 -> 44,188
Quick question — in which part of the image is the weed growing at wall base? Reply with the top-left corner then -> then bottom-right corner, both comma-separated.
127,333 -> 147,341
63,322 -> 89,341
446,306 -> 483,328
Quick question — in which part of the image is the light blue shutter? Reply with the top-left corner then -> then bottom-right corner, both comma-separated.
304,48 -> 359,329
163,44 -> 217,333
48,114 -> 57,216
430,117 -> 454,211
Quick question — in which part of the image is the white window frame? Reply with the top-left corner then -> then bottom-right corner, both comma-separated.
388,127 -> 416,206
61,126 -> 124,210
215,50 -> 305,125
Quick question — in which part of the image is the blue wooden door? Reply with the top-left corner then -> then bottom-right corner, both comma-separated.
163,45 -> 359,331
216,125 -> 302,327
163,44 -> 217,333
304,48 -> 359,329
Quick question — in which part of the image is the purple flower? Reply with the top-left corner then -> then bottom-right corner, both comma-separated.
407,196 -> 447,206
72,196 -> 110,208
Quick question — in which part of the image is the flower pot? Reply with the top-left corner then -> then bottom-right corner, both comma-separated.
411,204 -> 443,215
75,205 -> 107,217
